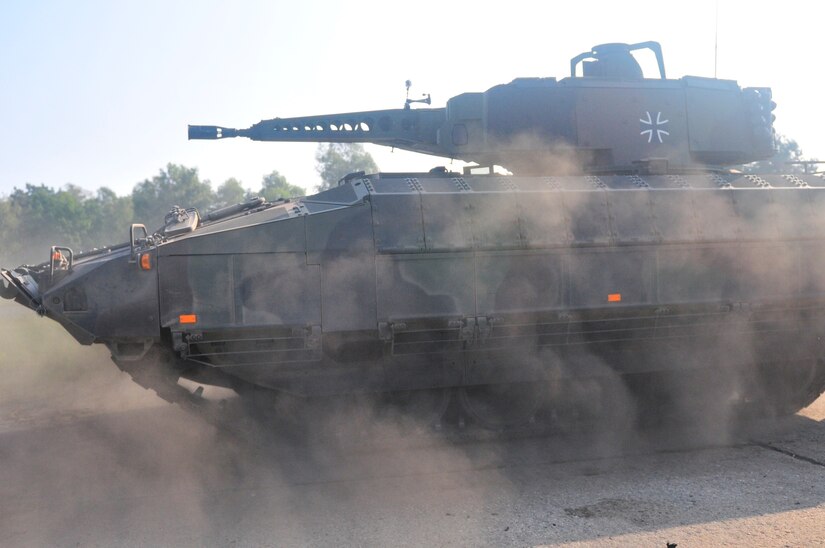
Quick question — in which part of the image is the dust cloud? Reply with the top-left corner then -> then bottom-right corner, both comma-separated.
0,300 -> 507,546
3,161 -> 825,545
0,301 -> 164,432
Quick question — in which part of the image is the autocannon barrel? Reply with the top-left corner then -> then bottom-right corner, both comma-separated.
188,125 -> 245,140
189,108 -> 447,158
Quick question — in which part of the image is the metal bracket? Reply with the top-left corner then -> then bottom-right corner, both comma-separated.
460,318 -> 477,342
172,331 -> 188,357
129,224 -> 148,263
378,321 -> 407,341
49,246 -> 73,282
378,321 -> 408,354
457,316 -> 496,345
305,325 -> 322,349
477,316 -> 493,340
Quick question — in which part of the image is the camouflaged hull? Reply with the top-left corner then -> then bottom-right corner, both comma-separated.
7,170 -> 825,410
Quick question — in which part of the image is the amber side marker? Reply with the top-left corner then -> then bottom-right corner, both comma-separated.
179,314 -> 198,324
139,253 -> 152,270
607,293 -> 622,303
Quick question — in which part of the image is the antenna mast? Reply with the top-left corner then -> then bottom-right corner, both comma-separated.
714,0 -> 719,78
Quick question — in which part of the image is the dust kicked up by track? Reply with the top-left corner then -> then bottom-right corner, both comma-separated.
2,300 -> 825,547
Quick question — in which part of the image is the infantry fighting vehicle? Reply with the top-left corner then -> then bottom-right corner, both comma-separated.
4,42 -> 825,428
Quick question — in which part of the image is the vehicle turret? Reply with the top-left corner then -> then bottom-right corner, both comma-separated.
189,41 -> 776,175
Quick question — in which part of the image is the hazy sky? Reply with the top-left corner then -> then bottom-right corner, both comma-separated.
1,0 -> 823,197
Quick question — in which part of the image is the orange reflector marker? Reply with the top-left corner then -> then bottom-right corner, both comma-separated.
607,293 -> 622,303
179,314 -> 198,324
139,253 -> 152,270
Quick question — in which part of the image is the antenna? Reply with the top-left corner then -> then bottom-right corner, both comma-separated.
714,0 -> 719,78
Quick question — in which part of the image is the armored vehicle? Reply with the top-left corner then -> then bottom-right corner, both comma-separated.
4,42 -> 825,428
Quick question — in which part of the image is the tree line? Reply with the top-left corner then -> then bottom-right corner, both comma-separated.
0,137 -> 817,267
0,144 -> 376,266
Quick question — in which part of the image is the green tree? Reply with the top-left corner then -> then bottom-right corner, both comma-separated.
215,178 -> 247,208
5,184 -> 92,264
258,170 -> 304,201
132,163 -> 215,229
0,196 -> 21,265
742,134 -> 816,174
315,143 -> 378,191
83,187 -> 135,247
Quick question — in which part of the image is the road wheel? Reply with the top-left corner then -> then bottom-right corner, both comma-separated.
458,382 -> 543,430
381,388 -> 452,427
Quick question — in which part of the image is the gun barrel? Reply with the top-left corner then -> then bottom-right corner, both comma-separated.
189,109 -> 447,156
188,125 -> 246,140
248,109 -> 444,144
